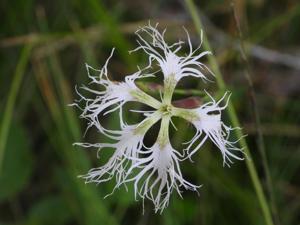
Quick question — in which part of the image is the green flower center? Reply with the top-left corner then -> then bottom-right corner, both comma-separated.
160,104 -> 173,115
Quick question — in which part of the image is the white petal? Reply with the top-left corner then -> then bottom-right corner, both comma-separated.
132,23 -> 213,82
123,143 -> 200,213
78,111 -> 162,189
72,49 -> 157,134
79,125 -> 144,186
187,92 -> 245,166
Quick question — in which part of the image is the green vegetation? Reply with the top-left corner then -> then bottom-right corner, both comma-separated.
1,0 -> 300,224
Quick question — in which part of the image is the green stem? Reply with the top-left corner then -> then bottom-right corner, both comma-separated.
0,44 -> 33,174
184,1 -> 274,225
231,3 -> 279,224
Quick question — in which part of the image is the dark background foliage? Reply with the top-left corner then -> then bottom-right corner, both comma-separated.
0,0 -> 300,224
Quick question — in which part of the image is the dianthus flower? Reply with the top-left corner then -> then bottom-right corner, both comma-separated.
72,23 -> 244,213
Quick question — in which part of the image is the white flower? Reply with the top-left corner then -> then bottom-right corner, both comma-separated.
73,23 -> 245,213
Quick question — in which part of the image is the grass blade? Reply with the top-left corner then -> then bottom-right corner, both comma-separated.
0,44 -> 33,174
184,1 -> 274,225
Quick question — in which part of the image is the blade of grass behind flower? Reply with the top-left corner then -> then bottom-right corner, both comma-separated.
0,44 -> 33,174
231,2 -> 280,224
184,1 -> 274,225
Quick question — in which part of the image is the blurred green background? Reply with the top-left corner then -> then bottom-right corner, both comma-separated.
1,0 -> 300,224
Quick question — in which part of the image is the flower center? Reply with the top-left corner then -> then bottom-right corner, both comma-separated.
160,104 -> 173,115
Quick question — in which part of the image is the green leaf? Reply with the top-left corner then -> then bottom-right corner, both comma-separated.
0,122 -> 33,202
27,196 -> 71,225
